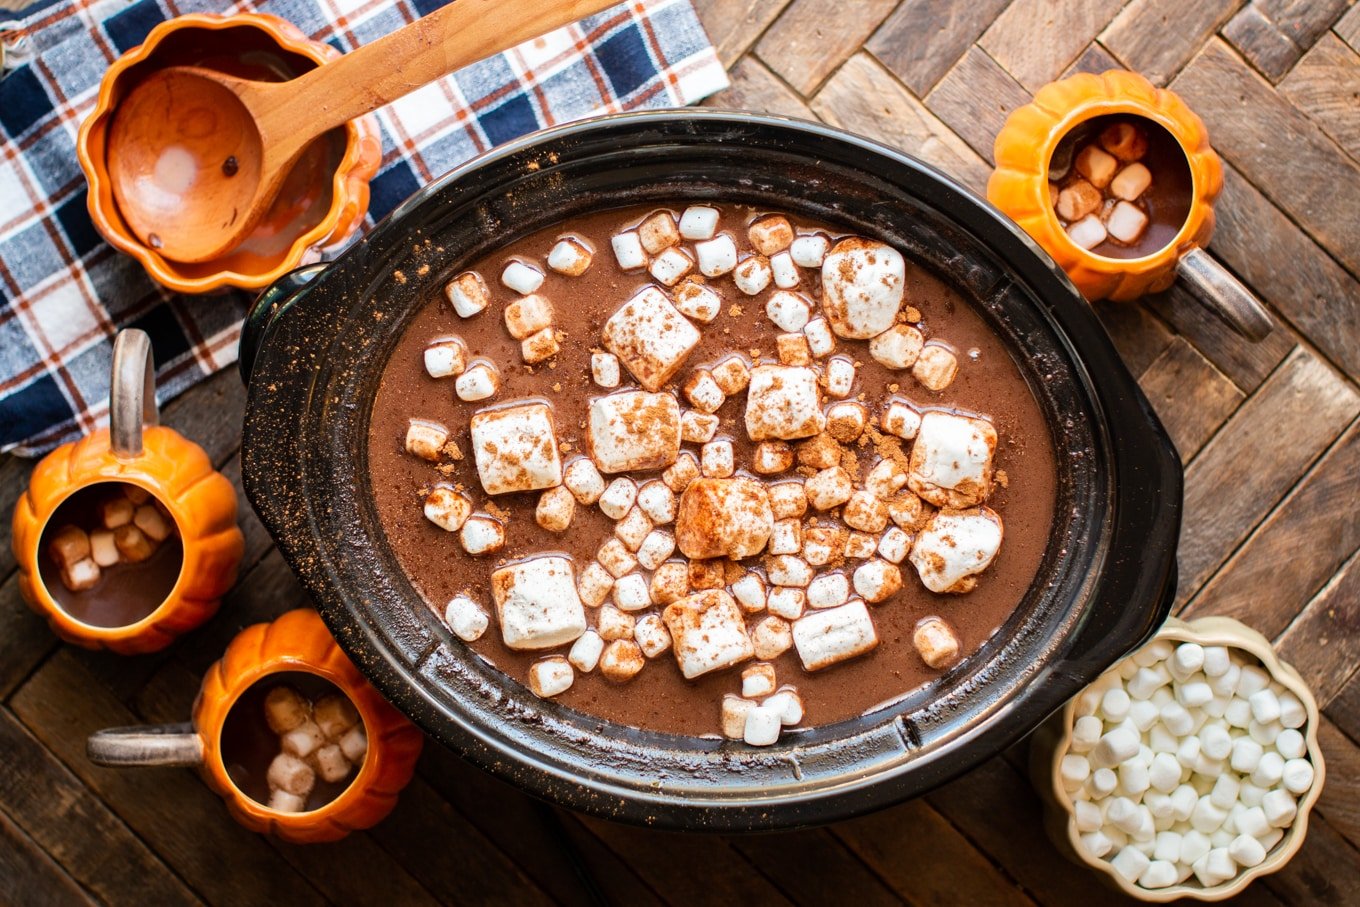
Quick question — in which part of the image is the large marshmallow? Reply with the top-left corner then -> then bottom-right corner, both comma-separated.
907,411 -> 997,508
492,556 -> 588,650
792,600 -> 879,671
675,477 -> 774,560
820,238 -> 906,338
909,508 -> 1003,594
662,589 -> 755,679
745,365 -> 826,441
601,286 -> 701,392
587,391 -> 681,474
469,402 -> 563,495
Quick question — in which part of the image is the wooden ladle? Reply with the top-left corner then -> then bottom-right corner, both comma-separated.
107,0 -> 619,263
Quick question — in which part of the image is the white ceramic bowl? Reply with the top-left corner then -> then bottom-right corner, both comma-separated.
1030,615 -> 1326,901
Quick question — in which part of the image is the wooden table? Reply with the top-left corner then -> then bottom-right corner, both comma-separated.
4,1 -> 1360,903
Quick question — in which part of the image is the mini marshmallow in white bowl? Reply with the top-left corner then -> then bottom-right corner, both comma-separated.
1036,616 -> 1324,902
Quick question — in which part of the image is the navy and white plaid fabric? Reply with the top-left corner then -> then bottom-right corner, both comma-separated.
0,0 -> 726,455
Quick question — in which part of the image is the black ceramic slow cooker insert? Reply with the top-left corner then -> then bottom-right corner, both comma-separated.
239,110 -> 1181,831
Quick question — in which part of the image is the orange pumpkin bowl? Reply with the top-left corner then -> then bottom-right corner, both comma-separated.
12,424 -> 244,654
988,70 -> 1222,302
76,13 -> 381,294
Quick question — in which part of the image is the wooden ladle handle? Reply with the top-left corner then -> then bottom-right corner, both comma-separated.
253,0 -> 621,163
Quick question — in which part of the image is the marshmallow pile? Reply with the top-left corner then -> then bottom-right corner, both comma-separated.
1062,639 -> 1316,891
262,685 -> 368,813
46,485 -> 176,592
1051,121 -> 1155,250
419,205 -> 1018,743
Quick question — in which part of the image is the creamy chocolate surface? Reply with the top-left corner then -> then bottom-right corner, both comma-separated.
367,204 -> 1058,736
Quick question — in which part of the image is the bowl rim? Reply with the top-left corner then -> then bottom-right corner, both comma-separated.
1046,614 -> 1328,901
75,11 -> 374,294
241,108 -> 1183,829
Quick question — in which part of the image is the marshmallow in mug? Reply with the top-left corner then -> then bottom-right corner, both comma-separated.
1061,640 -> 1315,892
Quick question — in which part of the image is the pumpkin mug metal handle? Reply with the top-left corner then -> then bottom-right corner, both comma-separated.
88,723 -> 203,767
110,328 -> 160,458
1176,247 -> 1274,342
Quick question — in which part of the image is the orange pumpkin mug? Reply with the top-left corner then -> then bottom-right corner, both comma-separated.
87,609 -> 423,843
12,329 -> 244,652
988,70 -> 1273,341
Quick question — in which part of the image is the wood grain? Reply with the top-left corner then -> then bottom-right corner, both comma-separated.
810,53 -> 992,193
730,828 -> 903,907
925,46 -> 1032,162
1175,347 -> 1360,604
1144,284 -> 1296,395
1326,668 -> 1360,750
1062,41 -> 1124,76
1314,717 -> 1360,852
978,0 -> 1126,91
703,55 -> 816,120
1224,2 -> 1308,79
0,709 -> 199,906
1101,0 -> 1244,85
1092,299 -> 1177,378
1260,810 -> 1360,905
1276,550 -> 1360,707
691,0 -> 794,67
755,0 -> 899,96
1173,39 -> 1360,276
1279,32 -> 1360,161
867,0 -> 1012,96
1337,2 -> 1360,53
1188,418 -> 1360,635
1137,336 -> 1245,463
0,809 -> 94,907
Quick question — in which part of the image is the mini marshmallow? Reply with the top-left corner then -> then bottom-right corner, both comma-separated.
745,365 -> 825,441
1075,144 -> 1118,187
807,573 -> 850,609
769,519 -> 802,556
1250,719 -> 1282,747
912,344 -> 959,391
599,478 -> 638,520
1210,664 -> 1243,699
1262,788 -> 1297,828
456,363 -> 500,401
1074,798 -> 1102,833
649,562 -> 689,605
733,256 -> 773,295
822,356 -> 856,398
797,433 -> 841,469
909,508 -> 1003,594
763,688 -> 804,726
869,324 -> 924,370
767,587 -> 806,620
749,216 -> 794,255
674,477 -> 774,560
405,418 -> 449,461
804,467 -> 853,512
790,233 -> 830,268
1201,645 -> 1231,676
611,231 -> 647,270
459,516 -> 505,555
492,556 -> 587,650
1129,699 -> 1160,732
1250,752 -> 1285,788
1160,701 -> 1194,737
502,260 -> 544,294
742,663 -> 778,698
766,554 -> 813,587
614,506 -> 653,551
563,457 -> 606,505
602,287 -> 700,392
1089,767 -> 1118,798
446,271 -> 490,317
596,538 -> 637,579
845,532 -> 877,560
766,290 -> 812,332
1275,728 -> 1306,760
881,401 -> 922,440
804,318 -> 835,358
663,590 -> 754,679
639,211 -> 680,254
679,205 -> 719,240
1231,738 -> 1264,775
470,402 -> 562,495
1201,726 -> 1232,760
521,329 -> 559,365
876,527 -> 912,564
1225,698 -> 1252,729
636,530 -> 676,571
1093,727 -> 1140,769
670,283 -> 721,325
1102,688 -> 1131,722
696,234 -> 739,276
649,247 -> 694,287
569,630 -> 604,672
1228,834 -> 1266,868
852,559 -> 902,603
504,294 -> 553,339
1110,845 -> 1150,883
599,639 -> 645,682
1172,642 -> 1205,674
1138,860 -> 1179,890
613,573 -> 652,612
548,237 -> 593,276
1066,214 -> 1107,250
1177,681 -> 1214,709
312,692 -> 357,740
131,504 -> 171,543
634,613 -> 672,658
100,497 -> 134,530
444,594 -> 490,642
528,657 -> 574,698
1249,689 -> 1281,725
590,393 -> 683,474
596,605 -> 636,641
731,575 -> 768,615
1278,692 -> 1306,729
752,615 -> 794,660
1236,805 -> 1270,839
339,725 -> 368,764
843,490 -> 888,533
424,337 -> 467,378
771,251 -> 800,289
1210,774 -> 1240,810
722,694 -> 756,739
913,617 -> 960,669
282,721 -> 325,759
268,790 -> 307,814
700,440 -> 735,478
267,753 -> 316,797
792,600 -> 878,671
536,485 -> 576,532
744,704 -> 783,746
1120,760 -> 1151,797
1191,796 -> 1228,833
1106,201 -> 1149,245
1071,715 -> 1103,753
1237,665 -> 1270,699
265,686 -> 309,735
591,351 -> 621,388
1282,758 -> 1314,794
1148,752 -> 1181,793
753,441 -> 794,474
636,481 -> 677,524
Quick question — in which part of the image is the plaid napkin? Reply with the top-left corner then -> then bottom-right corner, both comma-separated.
0,0 -> 727,456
